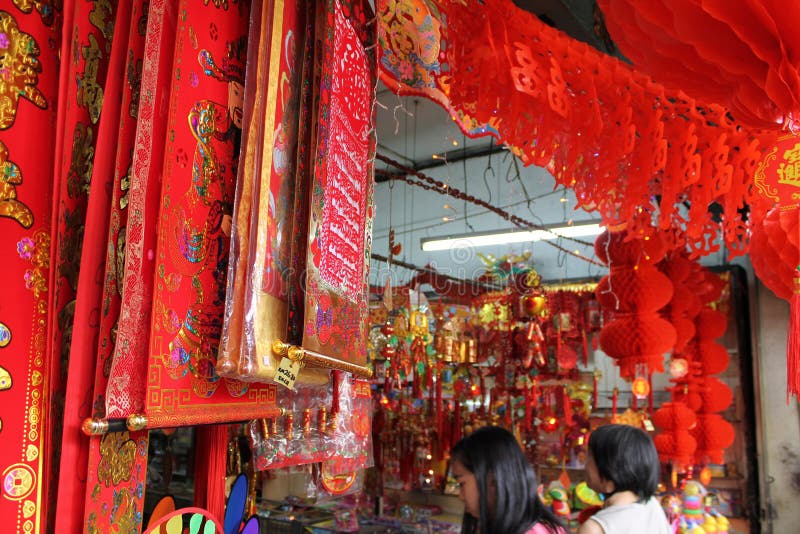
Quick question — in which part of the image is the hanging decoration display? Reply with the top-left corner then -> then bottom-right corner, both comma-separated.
0,4 -> 59,531
376,0 -> 780,258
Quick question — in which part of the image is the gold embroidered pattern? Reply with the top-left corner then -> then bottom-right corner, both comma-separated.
76,34 -> 105,124
11,0 -> 57,26
0,10 -> 47,129
97,431 -> 136,487
0,140 -> 33,228
88,0 -> 114,42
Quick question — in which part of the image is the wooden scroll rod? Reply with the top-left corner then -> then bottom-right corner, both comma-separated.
80,414 -> 149,436
272,339 -> 373,379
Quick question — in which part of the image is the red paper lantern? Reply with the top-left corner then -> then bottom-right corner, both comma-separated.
654,431 -> 697,467
692,413 -> 735,465
598,0 -> 800,128
599,315 -> 676,376
653,402 -> 697,431
696,377 -> 733,414
695,309 -> 728,340
749,206 -> 800,301
594,230 -> 667,266
595,265 -> 674,312
696,342 -> 730,376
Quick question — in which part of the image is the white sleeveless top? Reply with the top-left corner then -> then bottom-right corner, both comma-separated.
588,497 -> 670,534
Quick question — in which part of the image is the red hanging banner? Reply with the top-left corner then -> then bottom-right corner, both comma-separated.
0,5 -> 59,532
145,0 -> 279,427
302,0 -> 376,369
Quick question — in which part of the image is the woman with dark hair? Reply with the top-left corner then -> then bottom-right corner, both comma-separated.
578,424 -> 670,534
450,426 -> 567,534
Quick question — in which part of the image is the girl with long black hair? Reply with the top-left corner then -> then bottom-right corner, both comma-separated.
450,426 -> 568,534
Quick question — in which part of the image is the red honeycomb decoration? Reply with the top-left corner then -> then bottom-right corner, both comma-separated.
653,401 -> 698,467
596,230 -> 676,377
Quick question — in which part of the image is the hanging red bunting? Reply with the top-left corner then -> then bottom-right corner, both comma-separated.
377,0 -> 779,257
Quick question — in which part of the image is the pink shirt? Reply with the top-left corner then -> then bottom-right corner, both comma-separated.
526,524 -> 568,534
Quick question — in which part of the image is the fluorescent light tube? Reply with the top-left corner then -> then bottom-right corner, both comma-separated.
420,223 -> 603,252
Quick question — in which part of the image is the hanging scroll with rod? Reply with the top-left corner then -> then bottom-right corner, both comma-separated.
291,0 -> 377,379
143,0 -> 279,428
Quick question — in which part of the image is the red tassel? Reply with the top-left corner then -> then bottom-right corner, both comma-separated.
788,270 -> 800,401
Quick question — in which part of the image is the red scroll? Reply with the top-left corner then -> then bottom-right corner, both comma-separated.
105,0 -> 178,419
221,0 -> 319,383
302,0 -> 376,368
145,0 -> 278,427
0,5 -> 58,532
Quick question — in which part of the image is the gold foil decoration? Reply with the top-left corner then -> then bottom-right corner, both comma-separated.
97,432 -> 137,486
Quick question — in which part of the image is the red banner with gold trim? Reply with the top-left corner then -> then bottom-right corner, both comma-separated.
301,0 -> 376,370
146,0 -> 279,427
105,0 -> 178,420
79,2 -> 151,532
0,4 -> 59,532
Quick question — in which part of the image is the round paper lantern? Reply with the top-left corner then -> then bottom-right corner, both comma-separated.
749,205 -> 800,301
696,342 -> 730,376
692,413 -> 735,465
599,315 -> 676,376
598,0 -> 800,127
695,309 -> 728,340
654,431 -> 697,467
697,377 -> 733,414
595,265 -> 674,312
594,230 -> 667,266
653,401 -> 697,431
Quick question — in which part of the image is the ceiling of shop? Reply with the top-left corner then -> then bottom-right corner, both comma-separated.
369,1 -> 734,289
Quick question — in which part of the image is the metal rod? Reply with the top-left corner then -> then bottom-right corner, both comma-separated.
272,340 -> 373,379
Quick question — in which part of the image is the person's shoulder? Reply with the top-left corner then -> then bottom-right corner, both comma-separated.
577,517 -> 605,534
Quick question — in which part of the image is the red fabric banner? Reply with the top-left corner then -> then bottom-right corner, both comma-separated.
79,2 -> 151,532
0,5 -> 59,532
145,0 -> 279,427
302,0 -> 376,367
82,430 -> 149,534
43,0 -> 117,527
106,0 -> 178,419
55,3 -> 133,530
